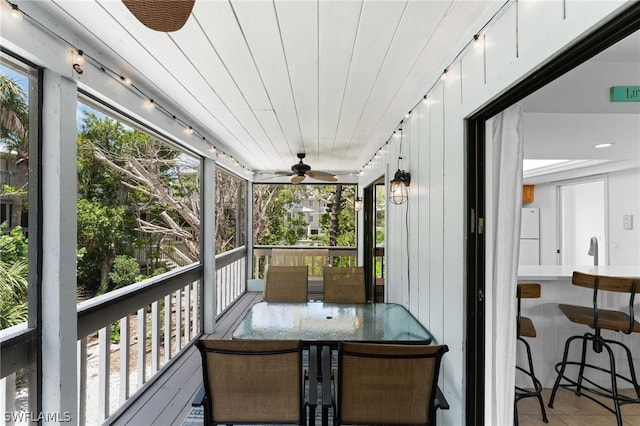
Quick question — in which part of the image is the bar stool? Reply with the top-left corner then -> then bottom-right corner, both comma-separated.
548,272 -> 640,426
515,282 -> 548,425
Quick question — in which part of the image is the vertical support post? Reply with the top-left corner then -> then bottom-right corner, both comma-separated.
41,70 -> 78,422
202,157 -> 216,333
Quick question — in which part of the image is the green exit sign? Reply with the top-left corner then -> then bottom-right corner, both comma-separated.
610,86 -> 640,102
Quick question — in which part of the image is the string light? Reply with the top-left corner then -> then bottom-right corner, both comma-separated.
359,0 -> 512,172
72,49 -> 84,74
2,0 -> 252,174
11,3 -> 22,21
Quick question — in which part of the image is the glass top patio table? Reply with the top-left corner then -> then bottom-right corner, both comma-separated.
231,301 -> 432,343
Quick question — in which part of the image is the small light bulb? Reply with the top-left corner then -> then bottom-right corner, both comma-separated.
11,4 -> 23,21
441,69 -> 448,80
72,50 -> 85,74
145,99 -> 155,109
185,126 -> 194,135
120,76 -> 132,85
73,50 -> 85,66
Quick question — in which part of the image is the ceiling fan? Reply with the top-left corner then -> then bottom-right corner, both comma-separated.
275,153 -> 337,184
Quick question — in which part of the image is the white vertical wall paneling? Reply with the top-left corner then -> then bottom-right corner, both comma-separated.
484,4 -> 518,92
429,84 -> 446,342
388,135 -> 404,306
417,101 -> 431,328
442,59 -> 466,426
400,128 -> 412,308
518,0 -> 565,66
459,32 -> 486,109
406,117 -> 420,315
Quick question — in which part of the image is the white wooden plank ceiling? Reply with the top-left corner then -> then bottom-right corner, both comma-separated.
26,0 -> 496,176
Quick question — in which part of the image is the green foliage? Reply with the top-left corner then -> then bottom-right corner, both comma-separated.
108,255 -> 142,290
0,222 -> 28,264
0,72 -> 28,145
0,257 -> 28,329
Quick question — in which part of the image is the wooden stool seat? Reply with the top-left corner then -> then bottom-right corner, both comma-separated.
558,304 -> 640,333
518,316 -> 536,338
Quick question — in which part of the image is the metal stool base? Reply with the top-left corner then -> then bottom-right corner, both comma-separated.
548,332 -> 640,426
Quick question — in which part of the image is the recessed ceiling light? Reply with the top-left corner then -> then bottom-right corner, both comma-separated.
594,143 -> 614,148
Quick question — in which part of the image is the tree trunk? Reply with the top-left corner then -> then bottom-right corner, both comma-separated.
329,185 -> 342,246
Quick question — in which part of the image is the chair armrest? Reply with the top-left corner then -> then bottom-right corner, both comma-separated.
434,386 -> 449,411
192,384 -> 206,407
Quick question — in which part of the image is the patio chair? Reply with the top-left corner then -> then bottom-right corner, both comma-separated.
335,342 -> 449,425
271,248 -> 329,297
195,339 -> 306,425
263,265 -> 309,302
323,266 -> 366,303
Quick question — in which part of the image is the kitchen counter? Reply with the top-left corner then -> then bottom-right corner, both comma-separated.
517,264 -> 640,280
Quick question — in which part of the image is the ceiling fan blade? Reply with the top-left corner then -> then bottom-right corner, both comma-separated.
290,175 -> 306,184
306,170 -> 337,182
122,0 -> 194,32
274,170 -> 293,176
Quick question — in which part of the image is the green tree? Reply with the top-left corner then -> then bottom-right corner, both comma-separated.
108,255 -> 142,291
318,185 -> 356,246
77,110 -> 201,296
77,198 -> 132,293
0,222 -> 28,329
0,72 -> 29,228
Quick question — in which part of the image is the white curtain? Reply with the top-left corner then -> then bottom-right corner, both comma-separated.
487,103 -> 524,426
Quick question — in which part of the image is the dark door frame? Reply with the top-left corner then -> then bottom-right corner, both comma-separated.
465,5 -> 640,425
363,177 -> 386,302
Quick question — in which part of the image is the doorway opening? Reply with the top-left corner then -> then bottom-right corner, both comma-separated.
465,5 -> 640,425
363,177 -> 386,302
558,177 -> 607,266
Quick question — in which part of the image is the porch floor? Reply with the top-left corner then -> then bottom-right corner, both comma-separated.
109,291 -> 264,426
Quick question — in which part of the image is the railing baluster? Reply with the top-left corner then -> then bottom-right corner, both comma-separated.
184,284 -> 191,344
77,338 -> 87,426
119,316 -> 130,404
164,294 -> 172,363
98,326 -> 110,421
1,373 -> 16,426
151,301 -> 160,373
137,308 -> 146,387
191,282 -> 198,338
175,290 -> 182,350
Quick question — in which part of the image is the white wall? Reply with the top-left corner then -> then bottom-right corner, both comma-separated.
358,1 -> 634,425
530,167 -> 640,266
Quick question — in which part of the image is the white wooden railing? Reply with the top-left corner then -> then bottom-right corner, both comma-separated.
252,245 -> 358,279
0,246 -> 247,425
